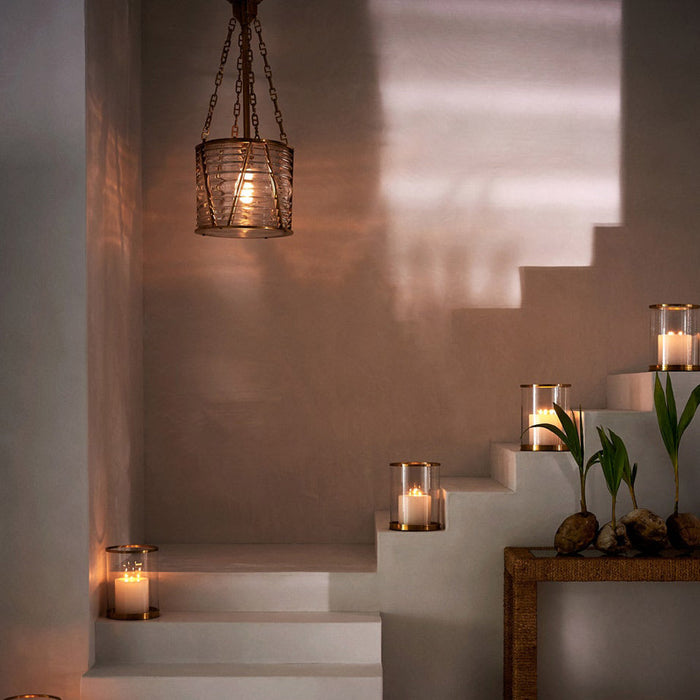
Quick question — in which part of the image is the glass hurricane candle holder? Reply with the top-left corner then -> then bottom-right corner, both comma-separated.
649,304 -> 700,371
106,545 -> 160,620
390,462 -> 444,531
520,384 -> 571,451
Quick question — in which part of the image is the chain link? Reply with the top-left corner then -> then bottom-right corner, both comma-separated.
201,9 -> 289,145
253,16 -> 288,144
200,14 -> 237,141
245,25 -> 261,139
232,35 -> 244,137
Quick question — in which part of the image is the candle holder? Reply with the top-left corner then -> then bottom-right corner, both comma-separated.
3,696 -> 62,699
390,462 -> 444,531
520,384 -> 571,451
106,545 -> 160,620
649,304 -> 700,371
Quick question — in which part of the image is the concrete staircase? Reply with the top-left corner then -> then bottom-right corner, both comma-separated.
82,372 -> 700,699
81,545 -> 382,699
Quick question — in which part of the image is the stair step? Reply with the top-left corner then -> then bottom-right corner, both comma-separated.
158,543 -> 377,572
161,571 -> 329,612
95,611 -> 382,665
157,543 -> 378,612
82,662 -> 383,700
607,370 -> 700,412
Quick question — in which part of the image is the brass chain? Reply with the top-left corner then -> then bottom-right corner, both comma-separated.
232,23 -> 260,139
232,36 -> 244,136
253,16 -> 288,144
201,8 -> 288,145
246,25 -> 261,140
200,14 -> 237,141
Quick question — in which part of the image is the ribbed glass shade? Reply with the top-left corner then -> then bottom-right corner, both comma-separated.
195,137 -> 293,238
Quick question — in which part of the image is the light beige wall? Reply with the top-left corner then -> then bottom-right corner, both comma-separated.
86,0 -> 143,652
141,0 -> 700,544
0,1 -> 142,695
0,2 -> 90,697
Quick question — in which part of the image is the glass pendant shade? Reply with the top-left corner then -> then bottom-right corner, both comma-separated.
196,137 -> 293,238
195,0 -> 293,239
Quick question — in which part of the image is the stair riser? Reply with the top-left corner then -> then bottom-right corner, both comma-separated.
160,571 -> 332,611
96,620 -> 382,664
82,676 -> 382,700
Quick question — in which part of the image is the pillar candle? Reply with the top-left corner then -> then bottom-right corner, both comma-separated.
398,487 -> 431,526
528,409 -> 563,446
114,573 -> 149,615
658,332 -> 692,366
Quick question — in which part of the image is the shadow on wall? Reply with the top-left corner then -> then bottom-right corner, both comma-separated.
371,0 -> 621,313
141,0 -> 700,544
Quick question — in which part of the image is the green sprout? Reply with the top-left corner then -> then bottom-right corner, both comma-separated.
527,403 -> 600,514
653,372 -> 700,515
596,427 -> 630,528
622,459 -> 638,510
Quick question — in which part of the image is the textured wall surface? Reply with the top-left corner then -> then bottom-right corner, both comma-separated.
0,1 -> 90,697
141,0 -> 641,543
141,0 -> 700,544
86,0 -> 143,654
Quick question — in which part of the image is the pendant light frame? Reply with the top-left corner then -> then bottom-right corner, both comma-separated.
195,0 -> 293,239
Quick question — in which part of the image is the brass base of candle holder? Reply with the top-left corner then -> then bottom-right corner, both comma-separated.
106,606 -> 160,620
390,521 -> 442,531
648,364 -> 700,371
520,445 -> 570,452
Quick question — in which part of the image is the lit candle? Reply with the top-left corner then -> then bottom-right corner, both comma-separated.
528,409 -> 563,446
398,486 -> 431,527
114,571 -> 149,615
658,331 -> 692,366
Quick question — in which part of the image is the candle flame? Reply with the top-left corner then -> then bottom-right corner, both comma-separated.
407,486 -> 425,496
536,408 -> 557,416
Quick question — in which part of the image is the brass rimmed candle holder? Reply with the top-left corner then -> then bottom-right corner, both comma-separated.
649,304 -> 700,371
106,545 -> 160,620
390,462 -> 444,531
520,384 -> 571,451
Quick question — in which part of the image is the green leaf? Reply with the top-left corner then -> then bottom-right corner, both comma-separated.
584,450 -> 602,476
654,373 -> 677,459
552,403 -> 582,467
611,429 -> 631,489
577,405 -> 585,462
666,373 -> 678,440
621,455 -> 634,487
522,423 -> 568,444
677,383 -> 700,441
596,426 -> 625,497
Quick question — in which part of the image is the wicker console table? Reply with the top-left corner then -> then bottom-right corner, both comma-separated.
503,546 -> 700,700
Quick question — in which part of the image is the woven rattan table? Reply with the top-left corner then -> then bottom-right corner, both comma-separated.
503,546 -> 700,699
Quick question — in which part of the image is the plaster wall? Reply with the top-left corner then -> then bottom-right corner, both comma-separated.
141,0 -> 700,544
0,1 -> 89,697
376,381 -> 700,699
86,0 -> 143,647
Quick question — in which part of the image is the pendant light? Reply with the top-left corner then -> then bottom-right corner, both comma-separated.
195,0 -> 293,238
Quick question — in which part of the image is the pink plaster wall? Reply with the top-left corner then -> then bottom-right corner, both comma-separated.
86,0 -> 143,634
141,0 -> 700,544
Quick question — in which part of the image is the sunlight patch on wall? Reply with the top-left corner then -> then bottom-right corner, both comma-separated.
371,0 -> 621,315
